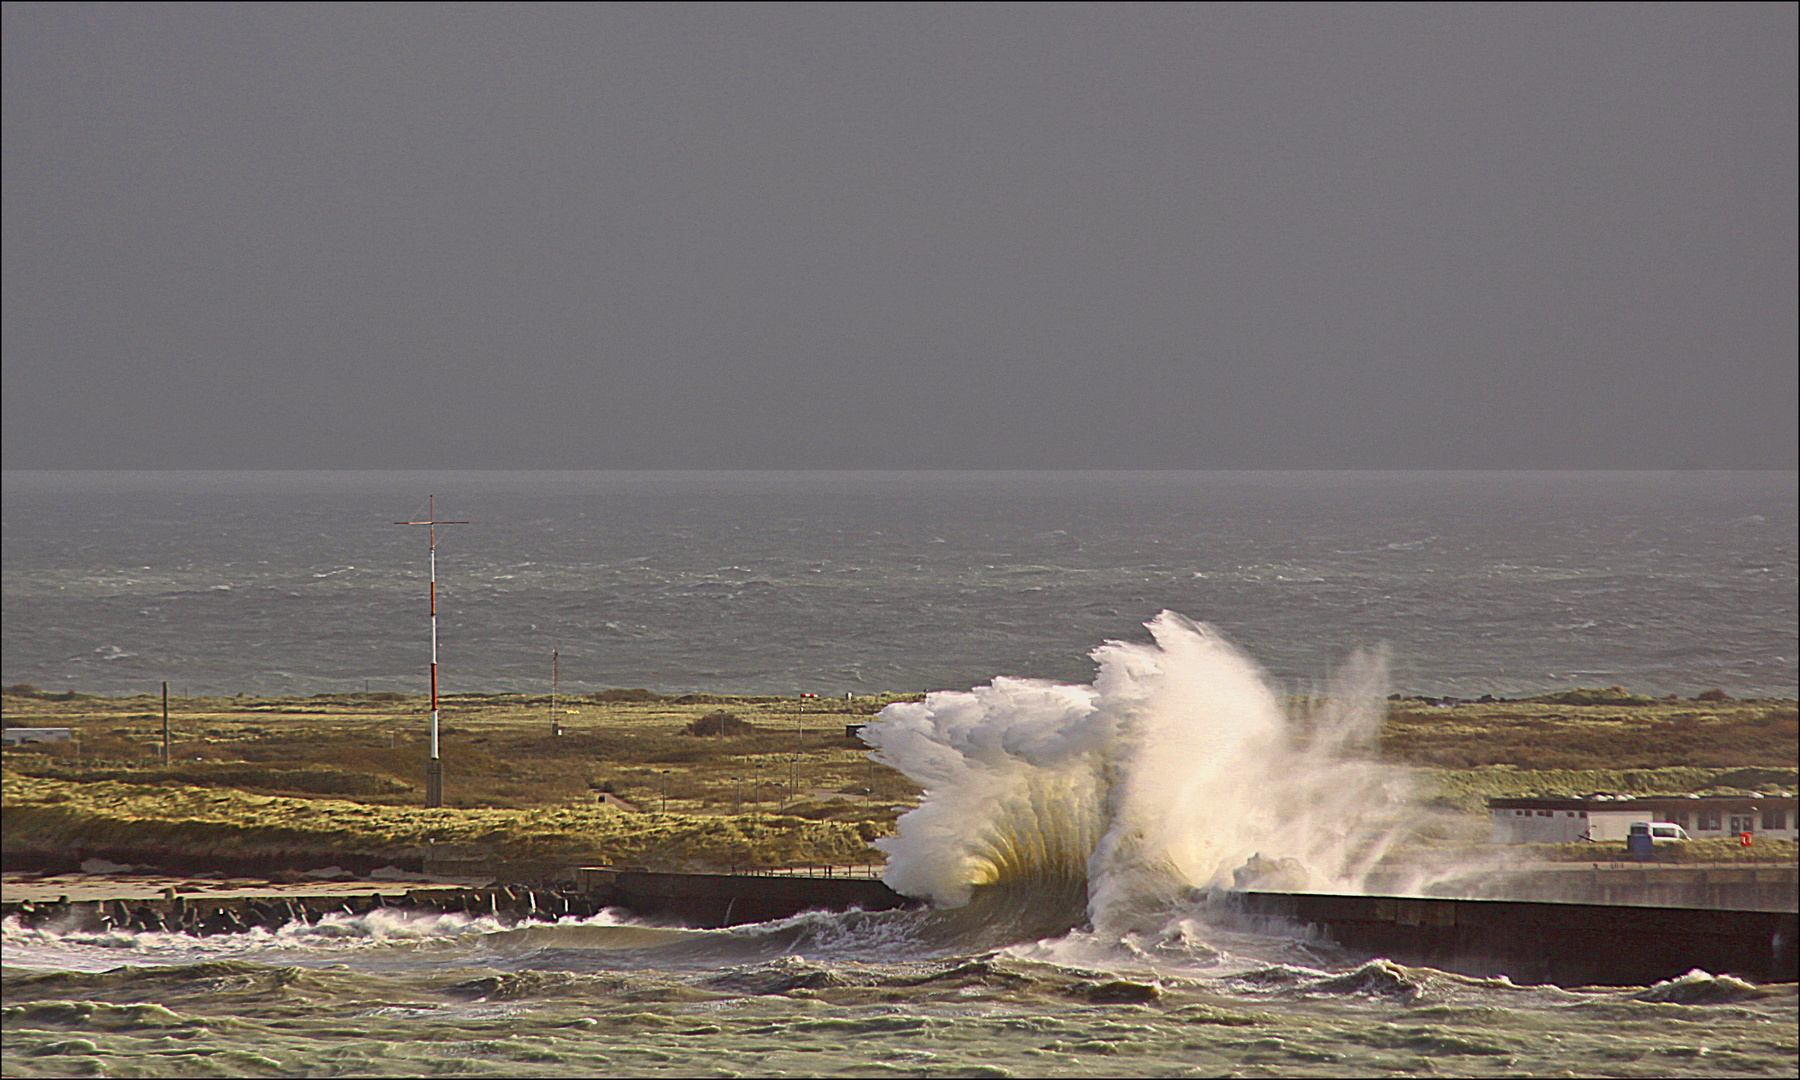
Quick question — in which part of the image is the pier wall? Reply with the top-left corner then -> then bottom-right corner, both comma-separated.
7,868 -> 1793,986
1368,863 -> 1800,912
576,867 -> 913,927
1230,891 -> 1798,986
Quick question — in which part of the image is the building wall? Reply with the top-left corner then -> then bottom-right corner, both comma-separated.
1493,799 -> 1799,844
1646,804 -> 1797,841
1586,811 -> 1644,842
1491,807 -> 1588,844
0,727 -> 73,745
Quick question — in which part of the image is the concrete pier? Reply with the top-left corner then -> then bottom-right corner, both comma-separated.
0,884 -> 603,935
1230,891 -> 1798,986
576,867 -> 914,927
6,868 -> 1793,986
1366,861 -> 1800,911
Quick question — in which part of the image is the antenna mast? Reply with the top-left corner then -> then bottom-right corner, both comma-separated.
550,648 -> 560,737
396,495 -> 469,808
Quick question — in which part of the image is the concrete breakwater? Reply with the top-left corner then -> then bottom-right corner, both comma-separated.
576,867 -> 914,927
1369,862 -> 1800,912
0,869 -> 914,937
1229,891 -> 1799,986
2,884 -> 603,936
6,870 -> 1795,988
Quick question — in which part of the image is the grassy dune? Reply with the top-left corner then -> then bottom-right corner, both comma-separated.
1424,766 -> 1800,814
2,688 -> 913,874
1518,837 -> 1799,864
1,773 -> 880,873
1382,695 -> 1798,769
3,687 -> 1795,875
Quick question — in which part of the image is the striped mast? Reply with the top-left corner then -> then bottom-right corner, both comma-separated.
396,496 -> 468,807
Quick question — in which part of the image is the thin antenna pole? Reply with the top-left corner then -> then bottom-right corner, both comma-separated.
396,495 -> 468,808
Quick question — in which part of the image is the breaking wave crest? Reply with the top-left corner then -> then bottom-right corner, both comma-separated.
862,612 -> 1414,934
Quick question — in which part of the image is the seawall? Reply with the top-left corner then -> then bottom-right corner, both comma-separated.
6,868 -> 1793,986
576,867 -> 914,927
1228,890 -> 1798,986
1368,862 -> 1800,912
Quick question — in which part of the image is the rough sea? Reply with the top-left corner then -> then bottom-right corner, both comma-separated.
2,470 -> 1795,699
4,470 -> 1797,1077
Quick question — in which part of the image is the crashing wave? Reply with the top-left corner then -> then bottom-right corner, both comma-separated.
861,612 -> 1413,933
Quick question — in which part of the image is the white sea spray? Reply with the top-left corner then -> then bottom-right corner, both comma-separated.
862,611 -> 1416,930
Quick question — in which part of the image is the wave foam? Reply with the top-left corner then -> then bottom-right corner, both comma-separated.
862,612 -> 1414,933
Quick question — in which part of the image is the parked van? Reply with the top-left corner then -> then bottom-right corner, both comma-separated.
1628,821 -> 1691,841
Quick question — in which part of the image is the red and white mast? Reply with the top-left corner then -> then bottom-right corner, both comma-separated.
396,495 -> 468,808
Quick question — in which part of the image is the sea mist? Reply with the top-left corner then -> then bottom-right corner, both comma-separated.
861,612 -> 1414,932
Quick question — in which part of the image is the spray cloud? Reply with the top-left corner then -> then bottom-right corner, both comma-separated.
862,612 -> 1414,931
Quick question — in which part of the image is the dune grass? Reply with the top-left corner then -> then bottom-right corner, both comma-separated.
2,689 -> 914,872
1421,766 -> 1800,814
4,687 -> 1795,874
1380,698 -> 1797,770
1,772 -> 883,872
1512,837 -> 1800,864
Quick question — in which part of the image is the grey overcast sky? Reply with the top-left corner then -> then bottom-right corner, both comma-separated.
3,3 -> 1795,470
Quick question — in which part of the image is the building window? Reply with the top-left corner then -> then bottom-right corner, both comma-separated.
1764,809 -> 1788,831
1699,811 -> 1722,831
1668,810 -> 1689,828
1729,815 -> 1754,834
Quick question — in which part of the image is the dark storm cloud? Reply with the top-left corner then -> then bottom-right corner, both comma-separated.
3,3 -> 1795,468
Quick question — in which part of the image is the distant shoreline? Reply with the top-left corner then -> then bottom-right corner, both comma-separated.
6,685 -> 1795,706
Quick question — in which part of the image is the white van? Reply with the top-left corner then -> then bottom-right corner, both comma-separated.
1628,821 -> 1691,841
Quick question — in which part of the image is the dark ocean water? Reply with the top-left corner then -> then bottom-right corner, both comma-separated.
5,892 -> 1798,1078
3,470 -> 1795,699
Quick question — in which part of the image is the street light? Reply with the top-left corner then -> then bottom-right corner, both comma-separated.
659,769 -> 671,814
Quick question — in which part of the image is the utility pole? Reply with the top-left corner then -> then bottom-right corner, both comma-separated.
396,496 -> 468,808
161,681 -> 170,764
550,648 -> 560,737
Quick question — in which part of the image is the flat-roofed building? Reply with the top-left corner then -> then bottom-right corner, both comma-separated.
1490,793 -> 1797,843
0,727 -> 73,746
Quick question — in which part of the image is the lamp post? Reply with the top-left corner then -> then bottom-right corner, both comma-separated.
659,769 -> 671,814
